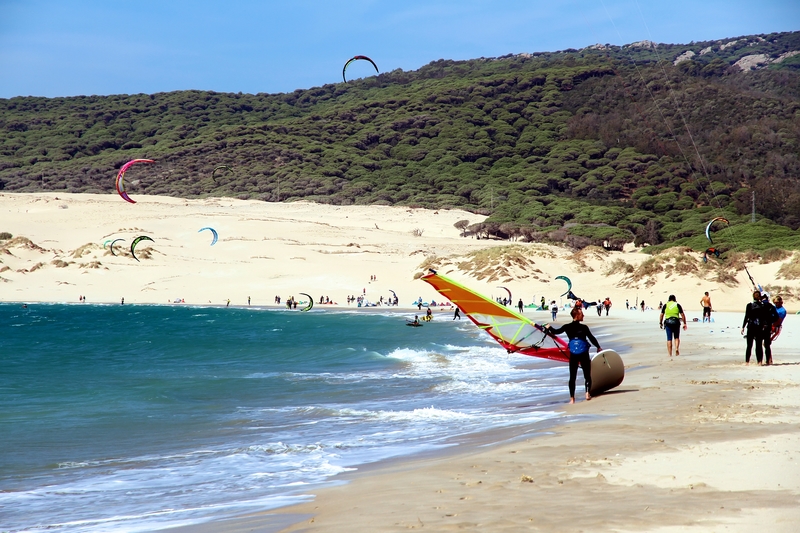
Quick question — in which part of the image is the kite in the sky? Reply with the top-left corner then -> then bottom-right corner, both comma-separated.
497,286 -> 512,303
198,227 -> 218,246
109,238 -> 125,257
705,217 -> 729,245
116,159 -> 155,204
342,55 -> 379,83
702,247 -> 721,263
555,275 -> 572,297
131,236 -> 154,262
299,293 -> 314,312
212,165 -> 232,182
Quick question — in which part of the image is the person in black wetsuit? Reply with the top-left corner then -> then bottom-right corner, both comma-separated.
741,290 -> 778,365
547,306 -> 602,404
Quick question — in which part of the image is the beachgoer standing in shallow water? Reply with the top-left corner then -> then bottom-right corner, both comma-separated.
700,291 -> 712,322
453,307 -> 461,320
659,295 -> 687,357
547,307 -> 601,404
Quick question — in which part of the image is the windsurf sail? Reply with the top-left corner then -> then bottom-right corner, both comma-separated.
421,271 -> 569,362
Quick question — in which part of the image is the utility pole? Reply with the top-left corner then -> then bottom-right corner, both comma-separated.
751,191 -> 756,223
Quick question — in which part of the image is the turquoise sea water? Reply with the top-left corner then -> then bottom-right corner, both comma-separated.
0,303 -> 571,532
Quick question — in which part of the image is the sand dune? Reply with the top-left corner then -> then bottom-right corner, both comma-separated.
1,192 -> 797,313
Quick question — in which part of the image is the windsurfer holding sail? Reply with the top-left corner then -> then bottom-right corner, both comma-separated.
547,307 -> 601,404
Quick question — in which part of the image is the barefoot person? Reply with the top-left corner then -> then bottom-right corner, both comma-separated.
741,290 -> 777,365
547,307 -> 601,404
700,291 -> 712,322
659,295 -> 687,357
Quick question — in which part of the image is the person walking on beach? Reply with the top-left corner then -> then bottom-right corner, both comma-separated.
248,296 -> 251,306
453,307 -> 461,320
547,307 -> 601,404
659,295 -> 687,357
517,298 -> 524,314
741,290 -> 777,365
640,300 -> 645,312
603,297 -> 612,316
700,292 -> 712,322
551,300 -> 558,321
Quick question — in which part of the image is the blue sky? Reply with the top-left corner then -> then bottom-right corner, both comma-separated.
1,0 -> 797,99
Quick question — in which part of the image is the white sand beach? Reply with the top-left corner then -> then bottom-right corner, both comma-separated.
2,192 -> 797,313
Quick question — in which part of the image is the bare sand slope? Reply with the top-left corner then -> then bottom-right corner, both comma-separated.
1,192 -> 798,312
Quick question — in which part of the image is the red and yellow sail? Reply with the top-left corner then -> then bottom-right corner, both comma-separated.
421,271 -> 569,362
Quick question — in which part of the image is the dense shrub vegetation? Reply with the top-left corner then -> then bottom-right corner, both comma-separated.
2,31 -> 799,253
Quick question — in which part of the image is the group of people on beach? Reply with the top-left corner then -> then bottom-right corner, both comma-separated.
654,290 -> 787,365
546,286 -> 791,405
741,290 -> 786,365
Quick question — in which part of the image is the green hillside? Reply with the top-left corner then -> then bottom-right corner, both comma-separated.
2,30 -> 799,254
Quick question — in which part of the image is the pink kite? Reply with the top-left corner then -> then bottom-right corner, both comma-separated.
115,159 -> 154,204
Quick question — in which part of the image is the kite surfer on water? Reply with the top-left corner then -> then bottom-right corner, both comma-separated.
546,307 -> 602,404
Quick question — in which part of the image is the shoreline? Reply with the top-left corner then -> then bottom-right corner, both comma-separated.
5,192 -> 800,531
161,311 -> 800,533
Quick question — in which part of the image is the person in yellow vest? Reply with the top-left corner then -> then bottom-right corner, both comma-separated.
659,295 -> 688,357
